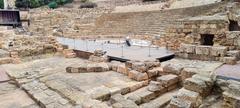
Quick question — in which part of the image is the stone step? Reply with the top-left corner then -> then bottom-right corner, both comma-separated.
139,89 -> 179,108
124,86 -> 167,105
21,81 -> 73,108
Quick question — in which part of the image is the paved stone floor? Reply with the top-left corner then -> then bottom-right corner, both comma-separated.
0,82 -> 39,108
1,56 -> 144,107
215,62 -> 240,81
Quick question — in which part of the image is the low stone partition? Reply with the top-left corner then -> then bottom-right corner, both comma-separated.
66,62 -> 109,73
177,43 -> 240,64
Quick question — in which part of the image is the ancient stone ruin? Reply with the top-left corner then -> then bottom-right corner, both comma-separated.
0,0 -> 240,108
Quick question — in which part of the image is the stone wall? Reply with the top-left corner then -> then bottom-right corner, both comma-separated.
162,17 -> 229,50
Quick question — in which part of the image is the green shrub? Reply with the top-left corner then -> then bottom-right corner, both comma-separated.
15,0 -> 30,8
29,0 -> 41,8
48,1 -> 58,9
0,0 -> 4,9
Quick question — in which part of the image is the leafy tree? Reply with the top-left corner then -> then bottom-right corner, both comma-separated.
0,0 -> 4,9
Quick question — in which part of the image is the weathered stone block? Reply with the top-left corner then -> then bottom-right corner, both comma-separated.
147,67 -> 161,78
176,88 -> 202,107
210,46 -> 228,57
162,64 -> 184,75
223,91 -> 240,108
86,63 -> 109,72
131,62 -> 147,73
128,70 -> 148,81
180,68 -> 197,81
223,57 -> 237,65
147,81 -> 164,92
157,74 -> 178,87
117,64 -> 128,75
179,43 -> 196,54
169,97 -> 193,108
183,78 -> 209,97
227,50 -> 240,59
86,86 -> 111,101
196,46 -> 211,55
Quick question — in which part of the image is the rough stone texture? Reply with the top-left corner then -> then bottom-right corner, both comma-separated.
175,88 -> 202,107
195,46 -> 211,55
210,46 -> 228,57
169,97 -> 193,108
147,81 -> 164,92
179,43 -> 196,54
180,67 -> 197,81
183,78 -> 209,97
223,91 -> 240,108
87,63 -> 110,72
86,86 -> 111,101
22,81 -> 72,108
89,55 -> 108,63
128,70 -> 148,81
147,67 -> 161,78
131,62 -> 148,73
117,64 -> 128,75
226,50 -> 240,59
162,64 -> 184,75
223,57 -> 237,65
156,74 -> 179,87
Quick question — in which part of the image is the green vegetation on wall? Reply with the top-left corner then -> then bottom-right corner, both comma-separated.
0,0 -> 4,9
15,0 -> 72,9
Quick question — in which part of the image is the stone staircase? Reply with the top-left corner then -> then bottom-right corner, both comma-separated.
83,2 -> 226,38
117,74 -> 180,107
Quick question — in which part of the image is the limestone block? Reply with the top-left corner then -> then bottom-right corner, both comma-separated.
110,94 -> 125,104
223,57 -> 237,65
87,63 -> 109,72
156,74 -> 179,87
183,78 -> 209,97
210,46 -> 228,57
138,89 -> 156,103
109,61 -> 122,71
128,70 -> 148,81
179,43 -> 196,54
169,97 -> 193,108
131,62 -> 147,73
196,46 -> 211,55
147,81 -> 164,92
144,61 -> 161,69
227,50 -> 240,59
89,55 -> 108,63
223,91 -> 240,108
162,64 -> 184,75
127,94 -> 142,105
117,64 -> 128,75
176,88 -> 202,107
180,68 -> 197,81
112,100 -> 138,108
86,86 -> 111,101
147,67 -> 161,78
192,74 -> 213,87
